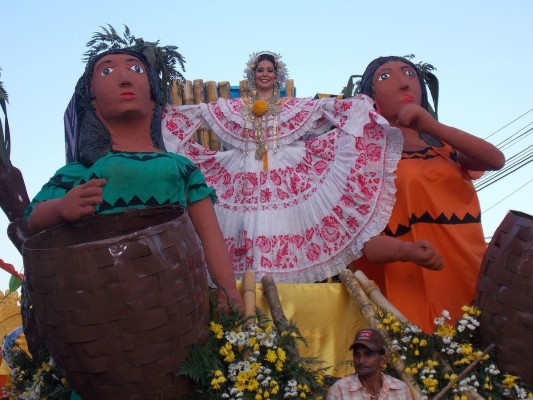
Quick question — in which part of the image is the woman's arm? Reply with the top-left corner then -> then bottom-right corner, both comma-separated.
187,197 -> 243,311
27,178 -> 106,233
397,104 -> 505,171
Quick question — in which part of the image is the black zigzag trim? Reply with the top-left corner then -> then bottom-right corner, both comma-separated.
385,212 -> 481,237
98,201 -> 114,213
50,175 -> 75,191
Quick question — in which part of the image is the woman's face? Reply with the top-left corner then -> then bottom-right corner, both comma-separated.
91,53 -> 154,123
371,61 -> 422,121
254,59 -> 277,93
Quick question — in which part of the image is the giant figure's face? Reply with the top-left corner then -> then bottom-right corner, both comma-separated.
91,53 -> 154,124
372,61 -> 422,121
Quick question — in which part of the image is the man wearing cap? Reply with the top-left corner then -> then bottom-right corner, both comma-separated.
326,328 -> 412,400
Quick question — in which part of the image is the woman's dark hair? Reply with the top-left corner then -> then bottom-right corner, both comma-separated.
358,56 -> 430,112
255,53 -> 277,71
74,48 -> 165,166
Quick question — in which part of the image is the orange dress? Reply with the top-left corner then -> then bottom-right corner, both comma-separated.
354,143 -> 486,333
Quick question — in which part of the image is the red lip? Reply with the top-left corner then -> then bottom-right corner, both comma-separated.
120,91 -> 136,99
402,95 -> 415,102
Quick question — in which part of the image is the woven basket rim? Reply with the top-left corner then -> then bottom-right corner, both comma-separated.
22,206 -> 186,254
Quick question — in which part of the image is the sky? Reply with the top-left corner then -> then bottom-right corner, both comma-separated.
1,0 -> 532,289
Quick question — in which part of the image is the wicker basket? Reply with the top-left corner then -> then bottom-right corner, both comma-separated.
22,207 -> 209,399
474,210 -> 533,385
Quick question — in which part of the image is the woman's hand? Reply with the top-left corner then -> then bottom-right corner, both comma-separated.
216,286 -> 244,314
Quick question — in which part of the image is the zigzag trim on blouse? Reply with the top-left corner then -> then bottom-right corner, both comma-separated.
385,211 -> 481,238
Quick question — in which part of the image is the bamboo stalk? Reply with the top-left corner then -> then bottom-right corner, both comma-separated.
204,81 -> 221,150
170,80 -> 183,105
242,271 -> 256,326
353,270 -> 409,323
182,80 -> 194,105
239,80 -> 251,99
218,81 -> 231,99
285,79 -> 295,98
432,344 -> 495,400
261,274 -> 299,361
192,79 -> 210,148
339,270 -> 423,400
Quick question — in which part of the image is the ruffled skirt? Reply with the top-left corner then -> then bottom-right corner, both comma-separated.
178,114 -> 402,282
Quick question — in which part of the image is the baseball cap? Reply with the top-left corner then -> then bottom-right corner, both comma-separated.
349,328 -> 385,352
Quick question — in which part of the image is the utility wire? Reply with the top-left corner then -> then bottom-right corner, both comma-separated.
483,178 -> 533,214
484,108 -> 532,140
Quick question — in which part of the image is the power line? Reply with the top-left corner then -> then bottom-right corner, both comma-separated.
484,108 -> 533,140
483,178 -> 533,214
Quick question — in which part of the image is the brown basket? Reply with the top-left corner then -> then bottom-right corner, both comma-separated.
22,206 -> 209,399
474,210 -> 533,385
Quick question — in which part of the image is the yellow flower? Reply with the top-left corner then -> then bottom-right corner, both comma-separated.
277,347 -> 287,362
502,374 -> 518,389
210,321 -> 224,339
265,349 -> 278,363
252,99 -> 268,116
436,324 -> 456,338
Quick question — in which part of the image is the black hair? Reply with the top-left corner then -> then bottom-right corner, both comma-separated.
255,53 -> 277,71
74,48 -> 165,166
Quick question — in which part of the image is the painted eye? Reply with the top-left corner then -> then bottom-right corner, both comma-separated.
267,68 -> 274,73
405,70 -> 416,77
130,64 -> 145,74
256,67 -> 264,73
377,73 -> 391,81
101,67 -> 113,76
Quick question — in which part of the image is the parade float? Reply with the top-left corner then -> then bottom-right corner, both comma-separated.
1,26 -> 532,399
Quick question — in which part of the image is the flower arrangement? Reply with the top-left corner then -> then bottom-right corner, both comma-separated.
376,305 -> 533,399
251,99 -> 269,117
1,344 -> 71,400
178,306 -> 327,399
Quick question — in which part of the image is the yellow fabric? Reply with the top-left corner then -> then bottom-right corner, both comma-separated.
239,282 -> 367,377
0,290 -> 25,378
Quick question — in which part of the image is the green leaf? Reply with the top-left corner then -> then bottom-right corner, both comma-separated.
9,275 -> 22,292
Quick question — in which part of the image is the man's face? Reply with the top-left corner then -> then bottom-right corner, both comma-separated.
91,53 -> 154,124
352,345 -> 386,378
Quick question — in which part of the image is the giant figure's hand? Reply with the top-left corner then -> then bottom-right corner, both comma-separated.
396,104 -> 439,134
402,240 -> 444,271
59,178 -> 106,222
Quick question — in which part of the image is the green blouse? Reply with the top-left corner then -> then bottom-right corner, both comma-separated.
25,151 -> 216,219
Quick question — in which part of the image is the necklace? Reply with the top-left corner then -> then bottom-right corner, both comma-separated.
241,92 -> 281,170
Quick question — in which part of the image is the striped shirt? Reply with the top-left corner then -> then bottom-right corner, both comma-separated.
326,373 -> 413,400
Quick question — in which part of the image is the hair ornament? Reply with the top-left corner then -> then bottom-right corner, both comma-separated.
244,51 -> 288,91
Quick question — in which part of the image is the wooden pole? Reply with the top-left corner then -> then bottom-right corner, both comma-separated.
261,274 -> 300,361
192,79 -> 210,148
353,270 -> 409,323
170,80 -> 183,105
285,79 -> 295,98
239,80 -> 251,99
242,271 -> 256,326
205,81 -> 222,150
182,81 -> 194,105
218,81 -> 231,99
